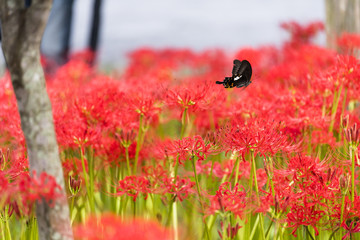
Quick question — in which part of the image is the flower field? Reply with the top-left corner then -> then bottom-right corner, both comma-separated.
1,22 -> 360,239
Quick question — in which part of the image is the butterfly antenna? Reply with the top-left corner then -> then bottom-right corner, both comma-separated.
216,81 -> 224,84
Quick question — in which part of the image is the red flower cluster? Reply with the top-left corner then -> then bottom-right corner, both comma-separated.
74,214 -> 172,240
1,21 -> 360,238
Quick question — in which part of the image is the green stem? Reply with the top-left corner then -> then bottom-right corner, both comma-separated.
222,215 -> 227,240
234,157 -> 240,185
251,150 -> 265,240
305,226 -> 315,240
172,156 -> 179,240
351,145 -> 355,203
134,114 -> 144,173
340,192 -> 346,238
181,107 -> 188,139
329,84 -> 343,133
1,218 -> 5,240
191,156 -> 210,240
244,152 -> 254,240
173,201 -> 179,240
80,147 -> 95,213
88,148 -> 95,213
125,147 -> 131,175
133,199 -> 136,218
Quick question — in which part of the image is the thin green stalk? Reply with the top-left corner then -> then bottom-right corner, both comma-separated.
251,150 -> 265,240
125,147 -> 131,175
340,192 -> 346,238
88,147 -> 95,213
305,226 -> 315,240
181,107 -> 188,139
134,114 -> 144,173
244,153 -> 254,240
80,147 -> 95,213
222,215 -> 227,240
234,157 -> 240,185
267,156 -> 275,200
133,199 -> 136,218
339,88 -> 348,143
207,214 -> 217,237
249,213 -> 260,239
351,145 -> 355,202
173,202 -> 179,240
329,84 -> 343,133
191,156 -> 210,240
169,156 -> 180,240
1,218 -> 5,240
166,155 -> 181,239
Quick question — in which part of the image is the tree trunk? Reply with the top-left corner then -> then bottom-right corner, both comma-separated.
325,0 -> 360,50
0,1 -> 73,239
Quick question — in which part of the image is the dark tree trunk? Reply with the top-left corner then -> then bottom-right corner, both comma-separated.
325,0 -> 360,50
0,0 -> 73,239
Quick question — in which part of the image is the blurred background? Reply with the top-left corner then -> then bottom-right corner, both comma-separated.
1,0 -> 325,70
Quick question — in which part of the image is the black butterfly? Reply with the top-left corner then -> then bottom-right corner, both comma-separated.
216,59 -> 252,88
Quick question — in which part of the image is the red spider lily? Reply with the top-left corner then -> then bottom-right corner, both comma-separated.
126,92 -> 161,123
220,118 -> 299,158
74,214 -> 173,240
17,171 -> 62,205
337,33 -> 360,55
54,99 -> 102,149
165,85 -> 207,117
0,171 -> 62,217
344,123 -> 360,146
142,165 -> 168,186
160,176 -> 195,202
342,221 -> 360,240
116,176 -> 151,201
0,74 -> 25,147
52,59 -> 93,83
164,135 -> 215,165
281,21 -> 324,47
206,182 -> 247,218
62,157 -> 87,179
275,155 -> 343,235
195,160 -> 225,178
286,204 -> 324,236
218,222 -> 241,239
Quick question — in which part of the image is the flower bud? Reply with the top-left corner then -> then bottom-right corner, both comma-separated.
69,175 -> 82,195
339,174 -> 349,195
342,115 -> 349,130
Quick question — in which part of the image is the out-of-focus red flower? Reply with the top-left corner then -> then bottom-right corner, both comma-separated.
0,171 -> 62,217
74,214 -> 173,240
206,182 -> 247,218
116,176 -> 151,201
337,32 -> 360,54
160,176 -> 195,202
281,21 -> 324,47
164,135 -> 215,165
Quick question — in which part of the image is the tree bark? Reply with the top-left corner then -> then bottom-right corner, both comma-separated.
0,1 -> 73,239
325,0 -> 360,50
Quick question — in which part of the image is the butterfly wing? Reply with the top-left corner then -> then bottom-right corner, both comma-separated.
234,60 -> 252,88
237,60 -> 252,81
232,59 -> 242,76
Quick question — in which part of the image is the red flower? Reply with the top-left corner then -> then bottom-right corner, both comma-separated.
207,182 -> 247,218
164,135 -> 215,165
281,21 -> 324,47
220,118 -> 299,158
74,214 -> 173,240
116,176 -> 151,201
161,176 -> 195,202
